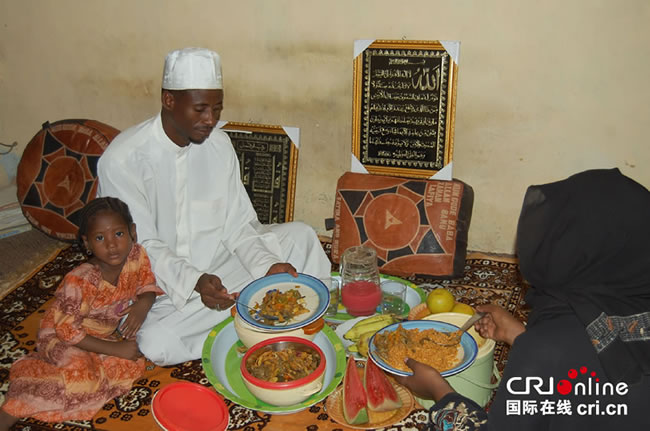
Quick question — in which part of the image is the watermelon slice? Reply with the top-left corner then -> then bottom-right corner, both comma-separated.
342,356 -> 369,424
364,358 -> 403,412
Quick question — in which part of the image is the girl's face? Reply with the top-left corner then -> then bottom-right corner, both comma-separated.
82,210 -> 136,273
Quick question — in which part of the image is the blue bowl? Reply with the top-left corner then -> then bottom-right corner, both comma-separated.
368,320 -> 478,377
236,273 -> 330,331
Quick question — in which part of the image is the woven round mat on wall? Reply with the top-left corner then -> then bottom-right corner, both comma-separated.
16,119 -> 120,242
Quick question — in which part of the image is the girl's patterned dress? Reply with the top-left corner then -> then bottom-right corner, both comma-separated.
2,243 -> 163,422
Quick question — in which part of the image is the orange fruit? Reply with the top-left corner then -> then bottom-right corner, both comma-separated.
407,303 -> 431,320
426,288 -> 455,314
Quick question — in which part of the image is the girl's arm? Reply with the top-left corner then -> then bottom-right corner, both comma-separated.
74,335 -> 142,361
118,291 -> 157,339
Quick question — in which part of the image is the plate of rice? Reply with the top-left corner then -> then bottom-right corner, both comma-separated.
368,320 -> 478,377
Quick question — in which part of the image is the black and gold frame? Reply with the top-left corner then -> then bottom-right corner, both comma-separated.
220,122 -> 298,224
352,40 -> 459,179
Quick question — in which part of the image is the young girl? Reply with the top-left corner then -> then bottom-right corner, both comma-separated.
0,197 -> 163,430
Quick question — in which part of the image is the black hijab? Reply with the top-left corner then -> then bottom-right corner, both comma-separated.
516,168 -> 650,384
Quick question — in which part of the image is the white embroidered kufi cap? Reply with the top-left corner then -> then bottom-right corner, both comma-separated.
162,47 -> 223,90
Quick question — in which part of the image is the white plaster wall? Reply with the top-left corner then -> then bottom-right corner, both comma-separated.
1,0 -> 649,253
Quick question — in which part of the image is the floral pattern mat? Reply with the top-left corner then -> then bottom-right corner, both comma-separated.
1,243 -> 530,431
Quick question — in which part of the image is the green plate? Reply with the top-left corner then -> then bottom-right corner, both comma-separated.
325,272 -> 426,323
201,317 -> 346,415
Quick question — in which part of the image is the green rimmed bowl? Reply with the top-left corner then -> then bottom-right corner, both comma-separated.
202,317 -> 346,415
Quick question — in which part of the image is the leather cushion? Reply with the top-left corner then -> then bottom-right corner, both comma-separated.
332,172 -> 474,278
16,119 -> 120,241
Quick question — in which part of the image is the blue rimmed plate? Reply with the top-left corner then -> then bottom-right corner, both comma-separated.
368,320 -> 478,377
236,273 -> 329,331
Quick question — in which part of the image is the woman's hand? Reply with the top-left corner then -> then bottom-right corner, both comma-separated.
118,292 -> 156,339
475,303 -> 526,346
394,358 -> 454,401
266,263 -> 298,277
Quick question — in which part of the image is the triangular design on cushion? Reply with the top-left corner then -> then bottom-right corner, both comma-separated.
85,155 -> 100,176
23,184 -> 42,207
397,184 -> 422,205
63,200 -> 85,218
68,207 -> 84,228
80,180 -> 94,204
402,180 -> 426,196
371,186 -> 398,197
341,190 -> 367,215
417,230 -> 444,254
44,201 -> 64,216
357,192 -> 375,216
43,147 -> 65,164
416,200 -> 429,225
384,210 -> 402,229
411,226 -> 429,252
43,129 -> 63,155
35,159 -> 49,183
387,245 -> 414,260
373,244 -> 388,263
80,157 -> 92,181
354,216 -> 368,243
35,183 -> 47,204
64,147 -> 83,161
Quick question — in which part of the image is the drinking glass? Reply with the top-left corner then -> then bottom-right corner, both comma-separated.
380,280 -> 407,316
325,278 -> 340,318
340,246 -> 381,316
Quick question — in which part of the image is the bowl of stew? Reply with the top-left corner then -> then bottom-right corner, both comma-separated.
235,273 -> 329,331
240,336 -> 326,406
233,312 -> 324,348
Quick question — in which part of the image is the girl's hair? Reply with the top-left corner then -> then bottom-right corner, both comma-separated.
77,197 -> 134,244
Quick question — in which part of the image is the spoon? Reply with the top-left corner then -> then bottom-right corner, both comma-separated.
426,311 -> 486,347
234,301 -> 279,322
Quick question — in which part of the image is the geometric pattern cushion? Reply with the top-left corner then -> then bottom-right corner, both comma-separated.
16,119 -> 120,241
332,172 -> 474,278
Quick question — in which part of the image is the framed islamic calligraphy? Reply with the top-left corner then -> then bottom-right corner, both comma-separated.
219,122 -> 298,224
352,40 -> 459,178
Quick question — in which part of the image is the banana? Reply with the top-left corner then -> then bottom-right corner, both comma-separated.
354,325 -> 385,357
348,343 -> 359,352
357,331 -> 374,357
343,314 -> 395,341
343,315 -> 391,340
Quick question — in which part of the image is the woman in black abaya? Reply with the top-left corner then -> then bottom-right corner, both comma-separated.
396,168 -> 650,430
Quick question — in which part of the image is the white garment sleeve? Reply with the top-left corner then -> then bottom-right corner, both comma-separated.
219,143 -> 284,281
97,157 -> 203,310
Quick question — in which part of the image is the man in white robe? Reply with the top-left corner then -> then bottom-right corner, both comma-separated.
97,47 -> 331,366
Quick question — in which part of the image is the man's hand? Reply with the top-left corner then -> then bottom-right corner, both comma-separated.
475,303 -> 526,346
195,273 -> 237,311
266,263 -> 298,277
394,358 -> 454,401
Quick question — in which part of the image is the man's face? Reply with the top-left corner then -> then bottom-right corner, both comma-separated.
161,89 -> 224,146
